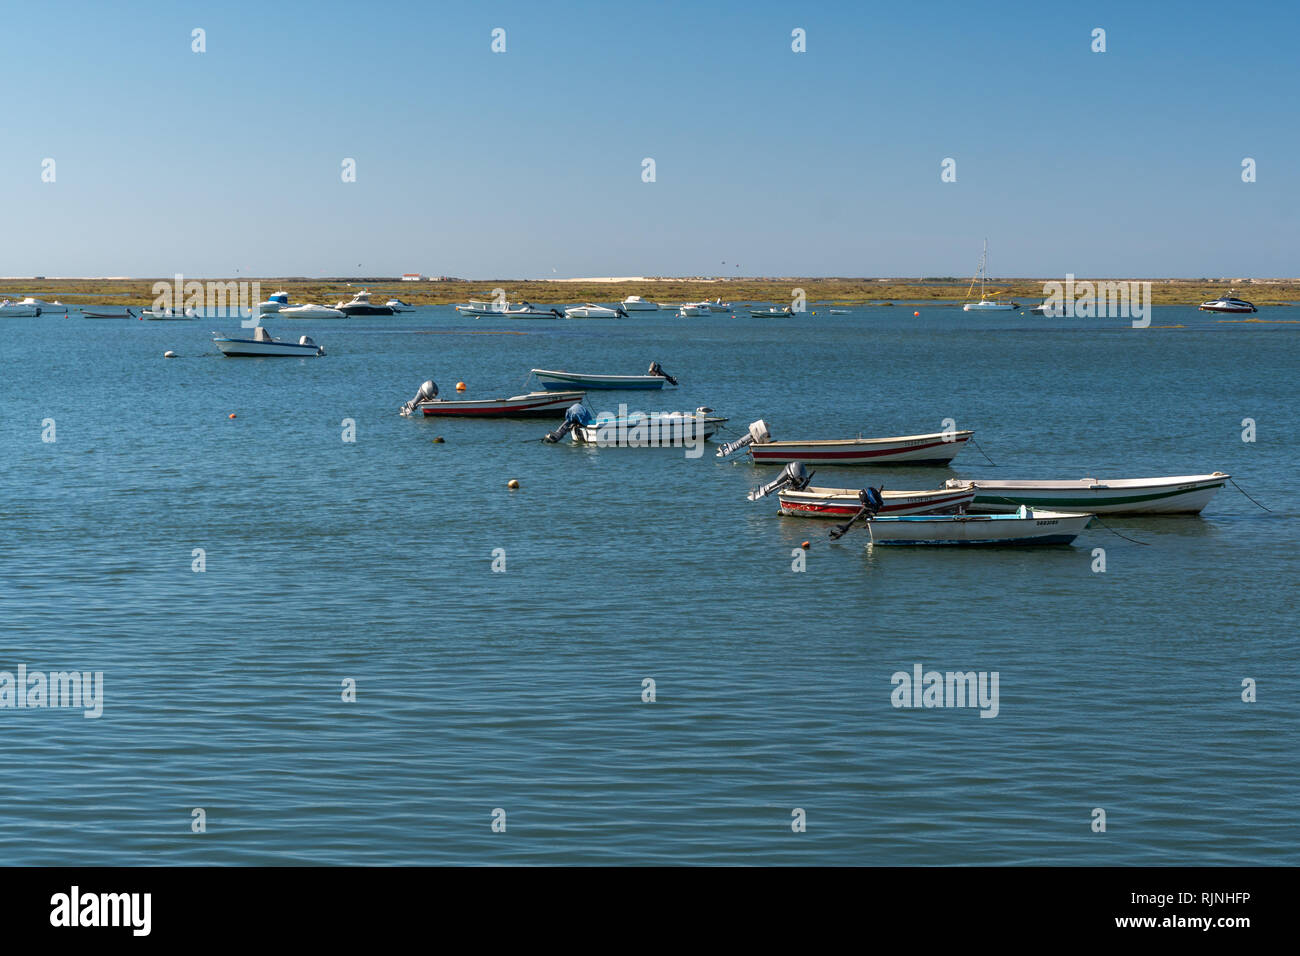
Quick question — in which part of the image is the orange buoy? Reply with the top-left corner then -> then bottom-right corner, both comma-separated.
507,479 -> 520,489
228,413 -> 236,419
914,311 -> 920,316
801,540 -> 810,549
456,382 -> 466,391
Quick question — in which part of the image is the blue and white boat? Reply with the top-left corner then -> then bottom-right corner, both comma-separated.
259,291 -> 291,313
542,402 -> 725,446
213,326 -> 325,357
844,507 -> 1093,546
531,362 -> 678,390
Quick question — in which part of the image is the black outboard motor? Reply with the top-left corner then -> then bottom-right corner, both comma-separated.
616,306 -> 629,318
830,485 -> 886,540
550,307 -> 564,318
647,361 -> 678,386
543,402 -> 595,443
400,379 -> 438,416
748,460 -> 814,501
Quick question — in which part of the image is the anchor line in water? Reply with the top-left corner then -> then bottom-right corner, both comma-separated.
969,435 -> 997,466
1088,516 -> 1151,546
1228,477 -> 1273,512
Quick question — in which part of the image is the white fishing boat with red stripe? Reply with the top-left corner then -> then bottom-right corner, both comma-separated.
400,379 -> 585,417
744,462 -> 976,516
717,419 -> 972,466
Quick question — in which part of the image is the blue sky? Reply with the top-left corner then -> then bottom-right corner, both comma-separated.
3,0 -> 1297,277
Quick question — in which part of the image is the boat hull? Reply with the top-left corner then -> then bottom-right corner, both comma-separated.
532,369 -> 669,390
863,510 -> 1092,546
337,305 -> 395,316
280,306 -> 346,318
418,391 -> 585,417
214,338 -> 324,357
963,302 -> 1017,312
750,431 -> 973,466
778,485 -> 977,518
572,414 -> 724,446
953,474 -> 1229,515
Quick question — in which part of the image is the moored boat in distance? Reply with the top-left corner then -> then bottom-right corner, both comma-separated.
704,298 -> 731,312
399,379 -> 585,417
386,298 -> 415,312
564,303 -> 628,318
258,291 -> 290,313
542,402 -> 726,446
82,307 -> 137,319
620,295 -> 660,312
456,299 -> 507,316
1199,292 -> 1257,313
678,302 -> 711,317
962,239 -> 1019,311
141,307 -> 197,320
334,290 -> 395,316
746,461 -> 977,515
749,306 -> 794,317
532,362 -> 678,390
213,326 -> 324,356
18,297 -> 68,314
0,300 -> 42,316
280,303 -> 346,318
717,419 -> 972,466
947,473 -> 1230,515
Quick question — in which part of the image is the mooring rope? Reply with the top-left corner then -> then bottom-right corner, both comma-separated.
1088,516 -> 1151,546
969,435 -> 997,466
1229,477 -> 1273,512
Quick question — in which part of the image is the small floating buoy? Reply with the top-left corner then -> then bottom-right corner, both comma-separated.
507,479 -> 520,489
228,413 -> 236,419
456,382 -> 466,391
432,437 -> 445,443
914,311 -> 920,316
164,350 -> 176,358
801,541 -> 810,549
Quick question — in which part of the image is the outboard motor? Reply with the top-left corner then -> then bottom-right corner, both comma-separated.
543,402 -> 594,443
400,379 -> 438,416
716,419 -> 771,458
550,307 -> 564,318
647,361 -> 678,386
830,485 -> 886,540
616,306 -> 629,318
748,460 -> 814,501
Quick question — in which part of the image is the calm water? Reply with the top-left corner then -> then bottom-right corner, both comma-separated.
1,304 -> 1296,865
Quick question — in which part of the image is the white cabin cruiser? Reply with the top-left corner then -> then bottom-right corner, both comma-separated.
678,303 -> 710,317
258,291 -> 290,313
213,326 -> 325,356
386,298 -> 415,312
621,295 -> 660,311
333,290 -> 395,316
0,299 -> 42,316
280,303 -> 346,318
564,303 -> 627,318
1199,292 -> 1257,314
18,297 -> 69,313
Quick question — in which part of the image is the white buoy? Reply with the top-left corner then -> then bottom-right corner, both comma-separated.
164,350 -> 177,358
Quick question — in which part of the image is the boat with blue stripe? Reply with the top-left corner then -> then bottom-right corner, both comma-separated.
532,362 -> 678,390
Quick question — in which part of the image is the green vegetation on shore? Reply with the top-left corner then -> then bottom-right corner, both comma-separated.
4,277 -> 1298,308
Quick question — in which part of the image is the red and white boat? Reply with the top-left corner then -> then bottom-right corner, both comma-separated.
745,461 -> 976,516
400,379 -> 585,417
718,420 -> 972,466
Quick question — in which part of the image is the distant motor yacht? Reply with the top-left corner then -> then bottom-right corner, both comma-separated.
678,303 -> 711,317
259,291 -> 291,313
0,299 -> 42,316
19,297 -> 68,313
621,295 -> 660,312
333,290 -> 395,316
565,303 -> 627,318
704,298 -> 731,312
1199,292 -> 1257,314
386,298 -> 415,312
280,303 -> 346,318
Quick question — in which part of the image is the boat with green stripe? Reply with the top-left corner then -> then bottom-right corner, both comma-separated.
947,473 -> 1229,515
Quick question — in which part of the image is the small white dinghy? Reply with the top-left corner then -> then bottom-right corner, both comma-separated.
213,326 -> 325,357
827,490 -> 1092,546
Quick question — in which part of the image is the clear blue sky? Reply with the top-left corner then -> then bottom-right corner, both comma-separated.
4,0 -> 1297,278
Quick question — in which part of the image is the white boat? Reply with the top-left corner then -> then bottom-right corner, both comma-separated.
386,298 -> 415,312
1028,301 -> 1066,316
1199,292 -> 1257,314
749,306 -> 793,317
705,298 -> 731,312
280,304 -> 346,318
456,299 -> 507,316
141,307 -> 197,320
0,300 -> 42,316
962,240 -> 1018,311
853,508 -> 1093,546
334,290 -> 395,316
501,301 -> 564,319
621,295 -> 660,312
828,308 -> 850,315
213,326 -> 324,357
947,473 -> 1230,515
746,461 -> 978,515
678,303 -> 710,317
258,291 -> 290,313
543,403 -> 726,446
532,363 -> 678,390
564,303 -> 627,318
717,419 -> 972,466
400,379 -> 586,417
18,297 -> 68,314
